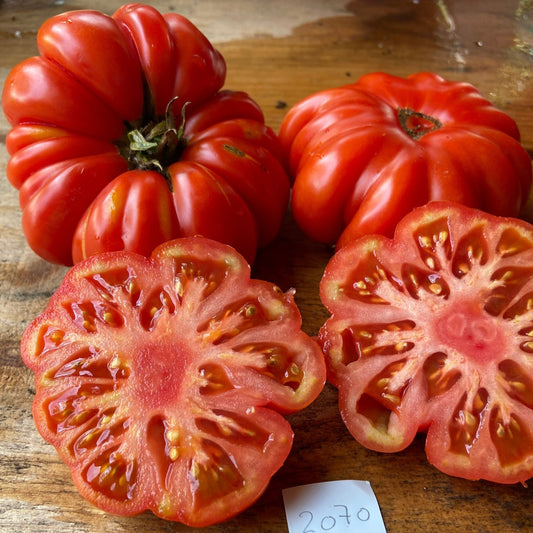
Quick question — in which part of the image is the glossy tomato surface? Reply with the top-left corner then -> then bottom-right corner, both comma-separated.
279,72 -> 532,248
21,237 -> 326,526
319,201 -> 533,484
2,4 -> 289,266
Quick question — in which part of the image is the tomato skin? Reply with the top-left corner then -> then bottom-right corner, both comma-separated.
169,161 -> 258,264
2,4 -> 288,266
20,154 -> 128,265
6,135 -> 118,189
72,170 -> 180,263
72,164 -> 259,266
5,124 -> 71,155
113,4 -> 180,117
2,56 -> 125,141
21,236 -> 326,525
319,201 -> 533,484
184,90 -> 265,135
163,12 -> 226,113
113,5 -> 226,116
183,136 -> 290,248
37,10 -> 144,121
279,72 -> 533,248
190,117 -> 287,168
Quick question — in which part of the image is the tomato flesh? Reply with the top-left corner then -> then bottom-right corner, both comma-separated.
22,237 -> 326,525
319,201 -> 533,484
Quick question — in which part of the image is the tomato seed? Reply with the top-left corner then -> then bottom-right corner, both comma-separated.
464,411 -> 477,427
419,235 -> 432,248
166,428 -> 180,444
376,378 -> 390,389
169,447 -> 180,461
429,283 -> 442,294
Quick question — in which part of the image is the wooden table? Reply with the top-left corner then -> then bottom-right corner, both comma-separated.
1,1 -> 532,531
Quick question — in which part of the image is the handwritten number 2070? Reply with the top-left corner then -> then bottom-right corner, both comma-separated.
298,505 -> 371,532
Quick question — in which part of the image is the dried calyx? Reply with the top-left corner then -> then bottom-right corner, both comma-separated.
397,107 -> 443,140
118,98 -> 190,183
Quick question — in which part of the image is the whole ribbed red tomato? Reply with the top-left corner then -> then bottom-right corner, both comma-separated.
2,4 -> 289,265
279,72 -> 532,249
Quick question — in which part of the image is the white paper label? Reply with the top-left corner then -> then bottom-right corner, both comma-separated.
283,480 -> 386,533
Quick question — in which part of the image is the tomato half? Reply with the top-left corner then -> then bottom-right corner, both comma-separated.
21,236 -> 326,526
2,4 -> 289,266
279,72 -> 532,248
319,201 -> 533,484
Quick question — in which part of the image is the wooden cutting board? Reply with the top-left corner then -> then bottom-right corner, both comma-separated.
1,1 -> 532,531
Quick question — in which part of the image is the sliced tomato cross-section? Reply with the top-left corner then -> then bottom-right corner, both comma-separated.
21,237 -> 326,526
319,201 -> 533,484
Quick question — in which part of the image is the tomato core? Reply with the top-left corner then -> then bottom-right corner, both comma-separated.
397,108 -> 443,140
434,305 -> 504,364
132,340 -> 184,408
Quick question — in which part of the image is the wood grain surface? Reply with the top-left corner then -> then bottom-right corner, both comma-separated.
1,1 -> 533,532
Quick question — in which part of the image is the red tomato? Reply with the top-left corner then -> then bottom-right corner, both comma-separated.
2,4 -> 289,266
279,72 -> 532,248
21,237 -> 326,526
319,201 -> 533,484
